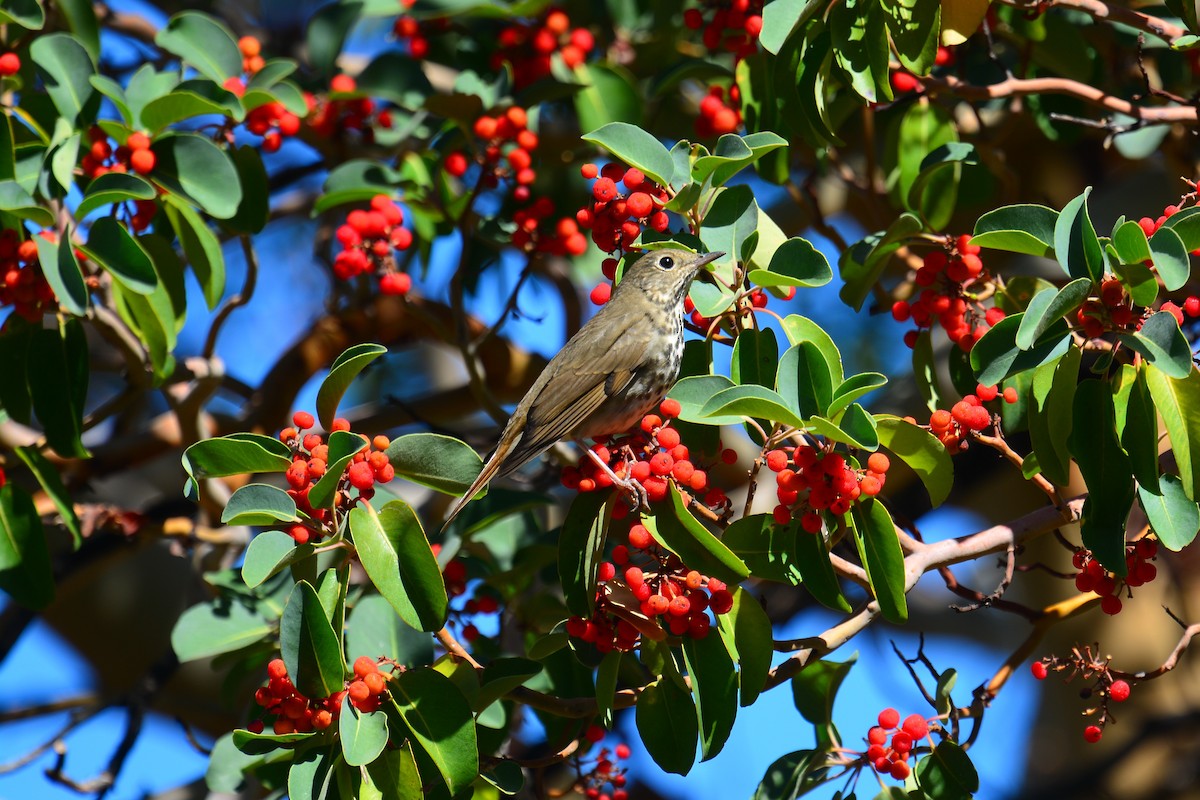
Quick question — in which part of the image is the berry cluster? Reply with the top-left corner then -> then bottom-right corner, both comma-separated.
1071,539 -> 1158,616
237,35 -> 265,76
0,53 -> 19,77
696,85 -> 743,137
561,401 -> 725,510
248,656 -> 392,735
81,127 -> 156,179
511,198 -> 590,257
891,235 -> 1005,352
391,15 -> 432,59
1030,643 -> 1134,743
577,729 -> 632,800
278,411 -> 395,541
863,708 -> 930,781
333,195 -> 415,295
1,230 -> 57,321
307,75 -> 394,141
913,387 -> 1015,454
241,99 -> 303,154
576,163 -> 671,256
767,447 -> 892,531
345,655 -> 392,714
493,8 -> 596,88
683,1 -> 763,58
446,107 -> 540,198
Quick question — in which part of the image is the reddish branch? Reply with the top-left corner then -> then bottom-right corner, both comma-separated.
997,0 -> 1187,43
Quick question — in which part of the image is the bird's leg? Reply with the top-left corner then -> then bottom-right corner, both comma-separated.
578,441 -> 650,513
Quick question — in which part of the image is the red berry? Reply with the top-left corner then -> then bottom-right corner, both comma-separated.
901,714 -> 928,739
877,708 -> 900,730
129,148 -> 156,174
1083,725 -> 1103,743
590,282 -> 612,305
0,53 -> 20,76
348,461 -> 375,490
1109,679 -> 1131,702
1031,661 -> 1048,680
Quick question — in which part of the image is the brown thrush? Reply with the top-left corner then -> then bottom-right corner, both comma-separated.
444,248 -> 724,525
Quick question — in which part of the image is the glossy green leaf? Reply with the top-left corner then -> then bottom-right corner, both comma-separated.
33,232 -> 88,317
388,668 -> 479,795
692,132 -> 788,188
1150,224 -> 1190,291
12,446 -> 80,549
28,323 -> 89,459
781,315 -> 843,384
0,180 -> 53,228
682,632 -> 737,761
315,343 -> 388,429
701,185 -> 758,273
226,145 -> 270,234
287,746 -> 335,800
1111,219 -> 1153,264
716,586 -> 774,706
163,196 -> 226,309
668,375 -> 740,425
1119,311 -> 1194,379
363,741 -> 423,800
1164,205 -> 1200,250
898,103 -> 958,226
140,87 -> 241,131
636,677 -> 698,776
347,593 -> 433,668
850,499 -> 907,623
828,403 -> 879,450
747,236 -> 832,289
152,132 -> 243,219
731,327 -> 779,388
307,2 -> 363,77
722,514 -> 801,584
1015,278 -> 1090,351
826,372 -> 887,419
183,434 -> 291,481
883,0 -> 941,73
1145,364 -> 1200,501
1138,475 -> 1199,552
794,528 -> 852,612
230,728 -> 315,755
752,750 -> 826,800
971,312 -> 1072,386
838,212 -> 923,311
242,530 -> 312,588
1114,366 -> 1159,493
307,430 -> 369,509
155,11 -> 243,83
830,0 -> 890,103
1028,346 -> 1081,487
1068,380 -> 1134,573
171,596 -> 272,661
30,33 -> 96,122
76,172 -> 156,219
281,580 -> 346,699
382,433 -> 483,500
573,62 -> 641,131
340,695 -> 390,767
777,342 -> 835,420
477,657 -> 543,712
0,484 -> 54,609
910,142 -> 977,230
698,384 -> 805,429
81,216 -> 158,294
221,483 -> 298,527
1054,187 -> 1104,283
916,740 -> 979,799
874,415 -> 952,506
357,52 -> 433,109
1113,260 -> 1159,308
582,122 -> 675,188
350,501 -> 447,632
0,0 -> 44,28
758,0 -> 819,54
651,484 -> 750,585
971,204 -> 1058,257
558,491 -> 608,617
791,654 -> 856,726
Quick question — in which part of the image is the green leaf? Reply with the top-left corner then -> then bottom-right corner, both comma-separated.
971,204 -> 1058,257
697,384 -> 805,429
668,375 -> 740,425
747,236 -> 832,289
1119,311 -> 1194,379
1138,475 -> 1199,552
1054,187 -> 1104,283
691,132 -> 789,188
307,1 -> 363,77
791,655 -> 856,726
34,231 -> 88,317
573,62 -> 642,131
281,580 -> 346,699
1111,219 -> 1153,265
700,185 -> 758,274
882,0 -> 941,73
0,0 -> 45,28
636,677 -> 698,775
1150,224 -> 1190,291
732,327 -> 779,388
316,343 -> 388,429
830,0 -> 890,103
30,33 -> 96,122
850,499 -> 907,623
183,434 -> 292,480
897,103 -> 958,226
1015,278 -> 1090,351
824,403 -> 879,450
1069,381 -> 1135,574
477,657 -> 543,711
163,196 -> 226,309
307,430 -> 369,510
838,212 -> 923,311
288,746 -> 335,800
1165,206 -> 1200,251
595,649 -> 621,726
387,433 -> 484,496
1145,365 -> 1200,501
81,216 -> 158,294
76,172 -> 157,219
347,594 -> 433,668
364,741 -> 423,800
875,415 -> 952,506
388,668 -> 479,795
57,0 -> 99,59
221,483 -> 298,527
651,484 -> 750,585
682,632 -> 737,761
357,52 -> 433,109
582,122 -> 675,188
557,491 -> 609,617
231,728 -> 315,755
827,372 -> 887,419
752,750 -> 826,800
782,315 -> 844,385
13,446 -> 80,549
152,132 -> 243,219
758,0 -> 820,54
716,586 -> 774,706
722,514 -> 802,584
794,528 -> 852,612
776,342 -> 834,420
340,695 -> 390,767
916,740 -> 979,799
28,322 -> 89,459
171,596 -> 272,661
1028,346 -> 1081,487
140,87 -> 242,131
349,501 -> 448,632
1115,366 -> 1159,493
226,145 -> 270,234
971,312 -> 1072,386
0,484 -> 54,609
0,180 -> 54,227
156,11 -> 243,83
910,142 -> 977,230
242,530 -> 312,588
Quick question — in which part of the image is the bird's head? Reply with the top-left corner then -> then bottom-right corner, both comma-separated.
613,248 -> 725,307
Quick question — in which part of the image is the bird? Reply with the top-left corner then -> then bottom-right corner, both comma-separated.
443,247 -> 725,527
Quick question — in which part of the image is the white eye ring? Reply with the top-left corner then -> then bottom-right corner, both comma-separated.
658,255 -> 675,269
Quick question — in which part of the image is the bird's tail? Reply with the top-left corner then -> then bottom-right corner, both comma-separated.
441,449 -> 505,530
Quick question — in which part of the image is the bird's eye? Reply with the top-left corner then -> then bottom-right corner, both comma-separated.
658,255 -> 675,270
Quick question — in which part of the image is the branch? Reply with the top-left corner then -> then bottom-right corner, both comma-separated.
202,234 -> 260,359
997,0 -> 1186,43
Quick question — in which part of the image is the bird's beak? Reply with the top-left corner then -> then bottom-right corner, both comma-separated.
692,250 -> 725,284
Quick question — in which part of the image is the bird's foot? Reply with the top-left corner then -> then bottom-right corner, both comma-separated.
582,445 -> 651,514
